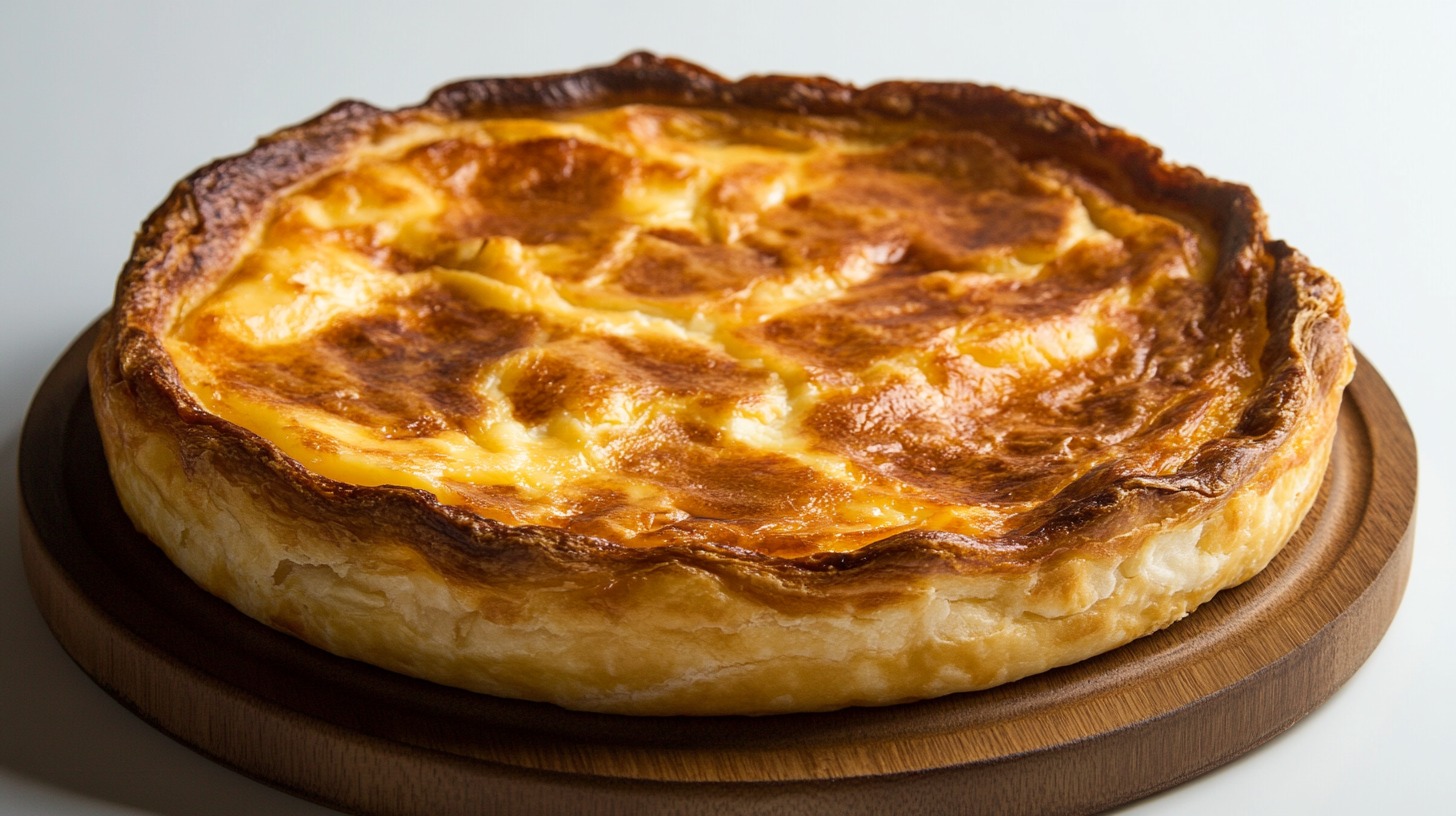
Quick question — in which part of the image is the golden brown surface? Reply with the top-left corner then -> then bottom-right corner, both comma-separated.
89,54 -> 1354,714
163,104 -> 1257,559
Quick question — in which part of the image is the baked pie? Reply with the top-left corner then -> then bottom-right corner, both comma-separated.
89,54 -> 1354,715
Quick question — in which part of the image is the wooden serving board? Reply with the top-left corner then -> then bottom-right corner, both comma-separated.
19,322 -> 1417,816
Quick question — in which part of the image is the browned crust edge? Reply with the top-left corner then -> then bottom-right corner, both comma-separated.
94,52 -> 1352,592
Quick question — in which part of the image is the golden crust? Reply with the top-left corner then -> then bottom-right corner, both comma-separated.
90,54 -> 1354,714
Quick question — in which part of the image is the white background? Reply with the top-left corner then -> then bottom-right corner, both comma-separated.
2,1 -> 1452,813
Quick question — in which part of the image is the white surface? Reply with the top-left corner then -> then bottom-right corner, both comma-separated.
2,2 -> 1451,813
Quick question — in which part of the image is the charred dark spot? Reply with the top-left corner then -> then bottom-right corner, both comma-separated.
504,335 -> 769,425
503,351 -> 613,425
614,233 -> 783,298
213,285 -> 538,435
408,137 -> 637,245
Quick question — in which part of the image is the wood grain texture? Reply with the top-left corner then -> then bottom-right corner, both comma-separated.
19,321 -> 1416,816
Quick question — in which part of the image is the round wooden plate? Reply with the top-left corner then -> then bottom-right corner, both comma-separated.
19,322 -> 1416,816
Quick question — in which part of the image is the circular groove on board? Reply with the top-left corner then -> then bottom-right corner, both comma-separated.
19,321 -> 1416,815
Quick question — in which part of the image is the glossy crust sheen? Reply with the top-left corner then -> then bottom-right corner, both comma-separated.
89,54 -> 1353,715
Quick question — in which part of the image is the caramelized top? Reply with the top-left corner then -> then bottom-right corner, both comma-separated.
164,104 -> 1264,557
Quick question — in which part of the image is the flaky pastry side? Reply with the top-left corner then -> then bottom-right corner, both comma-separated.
90,54 -> 1353,715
